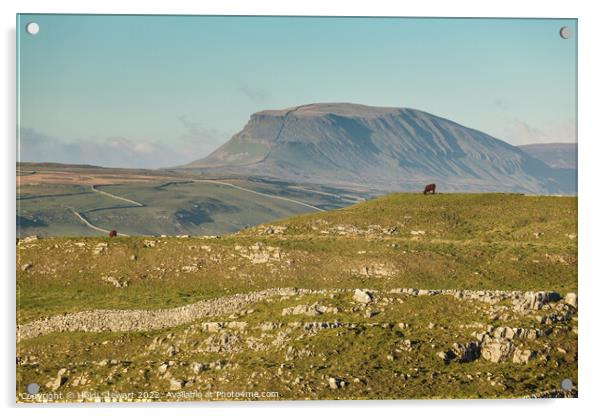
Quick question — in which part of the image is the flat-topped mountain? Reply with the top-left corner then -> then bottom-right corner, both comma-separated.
183,103 -> 574,194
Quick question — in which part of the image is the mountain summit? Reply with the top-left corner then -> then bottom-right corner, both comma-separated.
183,103 -> 574,194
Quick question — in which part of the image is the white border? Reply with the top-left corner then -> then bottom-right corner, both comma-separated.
3,1 -> 601,415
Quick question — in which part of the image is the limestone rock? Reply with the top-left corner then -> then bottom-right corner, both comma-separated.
191,362 -> 208,374
512,349 -> 535,364
565,293 -> 577,308
353,289 -> 373,304
451,341 -> 480,363
201,322 -> 223,332
481,340 -> 515,363
181,265 -> 199,273
20,235 -> 40,244
437,350 -> 456,363
93,243 -> 108,255
259,322 -> 278,331
45,368 -> 68,391
101,275 -> 128,288
514,291 -> 561,311
169,378 -> 185,390
226,321 -> 248,331
438,341 -> 480,363
353,264 -> 396,277
236,242 -> 283,264
328,377 -> 344,389
282,303 -> 338,317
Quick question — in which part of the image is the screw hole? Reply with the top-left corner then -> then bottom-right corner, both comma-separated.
26,22 -> 40,35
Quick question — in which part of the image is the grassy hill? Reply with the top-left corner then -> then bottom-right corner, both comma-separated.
16,193 -> 577,401
252,192 -> 577,243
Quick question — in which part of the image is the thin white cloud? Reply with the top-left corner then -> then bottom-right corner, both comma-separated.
502,118 -> 576,145
18,128 -> 206,169
18,115 -> 232,169
492,98 -> 575,145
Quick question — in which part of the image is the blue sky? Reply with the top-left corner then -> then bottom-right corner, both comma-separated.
17,15 -> 577,168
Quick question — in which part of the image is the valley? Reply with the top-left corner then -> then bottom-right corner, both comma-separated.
17,163 -> 376,237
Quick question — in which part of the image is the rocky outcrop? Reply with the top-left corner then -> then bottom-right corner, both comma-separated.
93,243 -> 108,255
257,225 -> 288,235
481,340 -> 516,363
235,242 -> 284,264
18,287 -> 315,340
454,342 -> 481,363
438,323 -> 547,364
45,368 -> 68,391
322,224 -> 398,237
513,291 -> 561,311
16,286 -> 570,341
101,275 -> 129,288
351,263 -> 396,277
282,303 -> 339,317
512,348 -> 535,364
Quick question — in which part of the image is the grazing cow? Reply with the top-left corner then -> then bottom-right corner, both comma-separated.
109,230 -> 117,238
423,183 -> 436,195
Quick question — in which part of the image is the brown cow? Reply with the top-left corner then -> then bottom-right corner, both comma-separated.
423,184 -> 436,195
109,230 -> 117,237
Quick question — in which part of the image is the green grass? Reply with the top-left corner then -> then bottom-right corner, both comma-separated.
260,193 -> 577,243
17,187 -> 126,237
17,193 -> 577,322
16,192 -> 577,401
17,291 -> 577,400
17,173 -> 361,237
87,181 -> 315,236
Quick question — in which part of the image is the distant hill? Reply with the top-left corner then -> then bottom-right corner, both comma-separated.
182,103 -> 575,194
518,143 -> 577,169
17,161 -> 104,170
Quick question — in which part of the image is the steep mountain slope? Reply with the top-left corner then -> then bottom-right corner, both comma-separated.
183,103 -> 574,194
518,143 -> 577,169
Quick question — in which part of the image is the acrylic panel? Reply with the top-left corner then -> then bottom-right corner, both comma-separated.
16,14 -> 577,403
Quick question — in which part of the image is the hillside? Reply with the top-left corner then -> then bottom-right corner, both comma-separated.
17,163 -> 372,237
182,103 -> 574,194
519,143 -> 577,169
243,192 -> 577,244
17,193 -> 577,401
